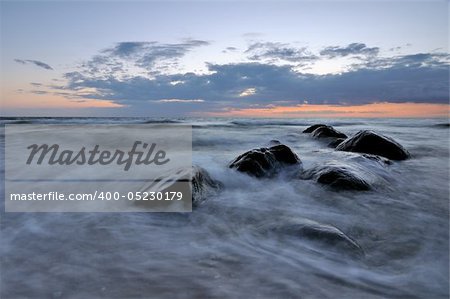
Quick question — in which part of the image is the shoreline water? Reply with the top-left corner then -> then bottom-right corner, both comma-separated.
1,117 -> 449,298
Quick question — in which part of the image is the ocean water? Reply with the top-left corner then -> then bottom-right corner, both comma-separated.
0,117 -> 449,299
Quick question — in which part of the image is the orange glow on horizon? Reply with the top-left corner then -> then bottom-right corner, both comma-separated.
203,102 -> 450,118
1,92 -> 124,109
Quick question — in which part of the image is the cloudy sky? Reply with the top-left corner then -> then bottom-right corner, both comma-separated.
0,0 -> 448,117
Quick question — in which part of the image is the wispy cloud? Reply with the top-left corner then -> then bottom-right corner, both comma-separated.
246,42 -> 317,63
223,46 -> 238,53
320,43 -> 379,58
361,52 -> 450,69
104,39 -> 210,68
154,99 -> 204,103
74,39 -> 210,78
239,88 -> 257,97
14,59 -> 53,70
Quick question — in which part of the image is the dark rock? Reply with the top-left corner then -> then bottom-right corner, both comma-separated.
303,124 -> 326,133
191,166 -> 223,206
317,166 -> 370,190
433,123 -> 450,128
328,138 -> 345,148
269,144 -> 301,164
229,144 -> 301,178
336,130 -> 410,160
268,139 -> 281,146
311,125 -> 347,139
303,163 -> 371,190
139,166 -> 222,207
260,218 -> 364,257
301,154 -> 392,191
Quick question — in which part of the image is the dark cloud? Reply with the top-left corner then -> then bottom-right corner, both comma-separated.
58,52 -> 448,115
320,43 -> 379,58
14,59 -> 53,70
246,42 -> 317,63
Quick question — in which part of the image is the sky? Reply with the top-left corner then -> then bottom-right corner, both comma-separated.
0,0 -> 449,117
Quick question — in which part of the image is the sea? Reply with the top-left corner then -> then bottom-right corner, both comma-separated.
0,117 -> 449,299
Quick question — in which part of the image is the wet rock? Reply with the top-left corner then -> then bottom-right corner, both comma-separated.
433,123 -> 450,128
336,130 -> 410,160
301,155 -> 391,191
303,124 -> 326,133
328,138 -> 346,148
260,218 -> 364,257
139,166 -> 222,207
268,139 -> 281,146
311,125 -> 347,139
303,162 -> 371,190
229,144 -> 301,178
191,166 -> 223,206
358,154 -> 392,165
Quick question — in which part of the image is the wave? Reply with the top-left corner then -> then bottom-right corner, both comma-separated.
231,120 -> 311,126
0,120 -> 33,124
142,119 -> 182,124
229,120 -> 367,127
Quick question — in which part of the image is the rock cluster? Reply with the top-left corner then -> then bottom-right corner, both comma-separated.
137,124 -> 412,257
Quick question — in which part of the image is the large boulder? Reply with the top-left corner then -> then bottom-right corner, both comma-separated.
303,162 -> 370,190
259,218 -> 364,257
301,154 -> 391,191
138,166 -> 222,207
311,125 -> 347,139
229,144 -> 301,178
336,130 -> 410,160
303,124 -> 327,133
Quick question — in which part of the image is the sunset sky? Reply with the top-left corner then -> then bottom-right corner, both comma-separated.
0,0 -> 448,117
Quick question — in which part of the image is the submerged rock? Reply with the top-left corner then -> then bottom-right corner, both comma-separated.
301,154 -> 391,191
433,123 -> 450,128
311,125 -> 347,139
139,166 -> 222,207
358,154 -> 393,165
303,124 -> 327,133
328,138 -> 346,148
260,218 -> 364,257
229,144 -> 301,178
268,139 -> 281,146
191,166 -> 223,206
304,163 -> 371,190
336,130 -> 410,160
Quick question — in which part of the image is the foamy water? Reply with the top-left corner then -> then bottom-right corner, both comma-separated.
1,117 -> 449,298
